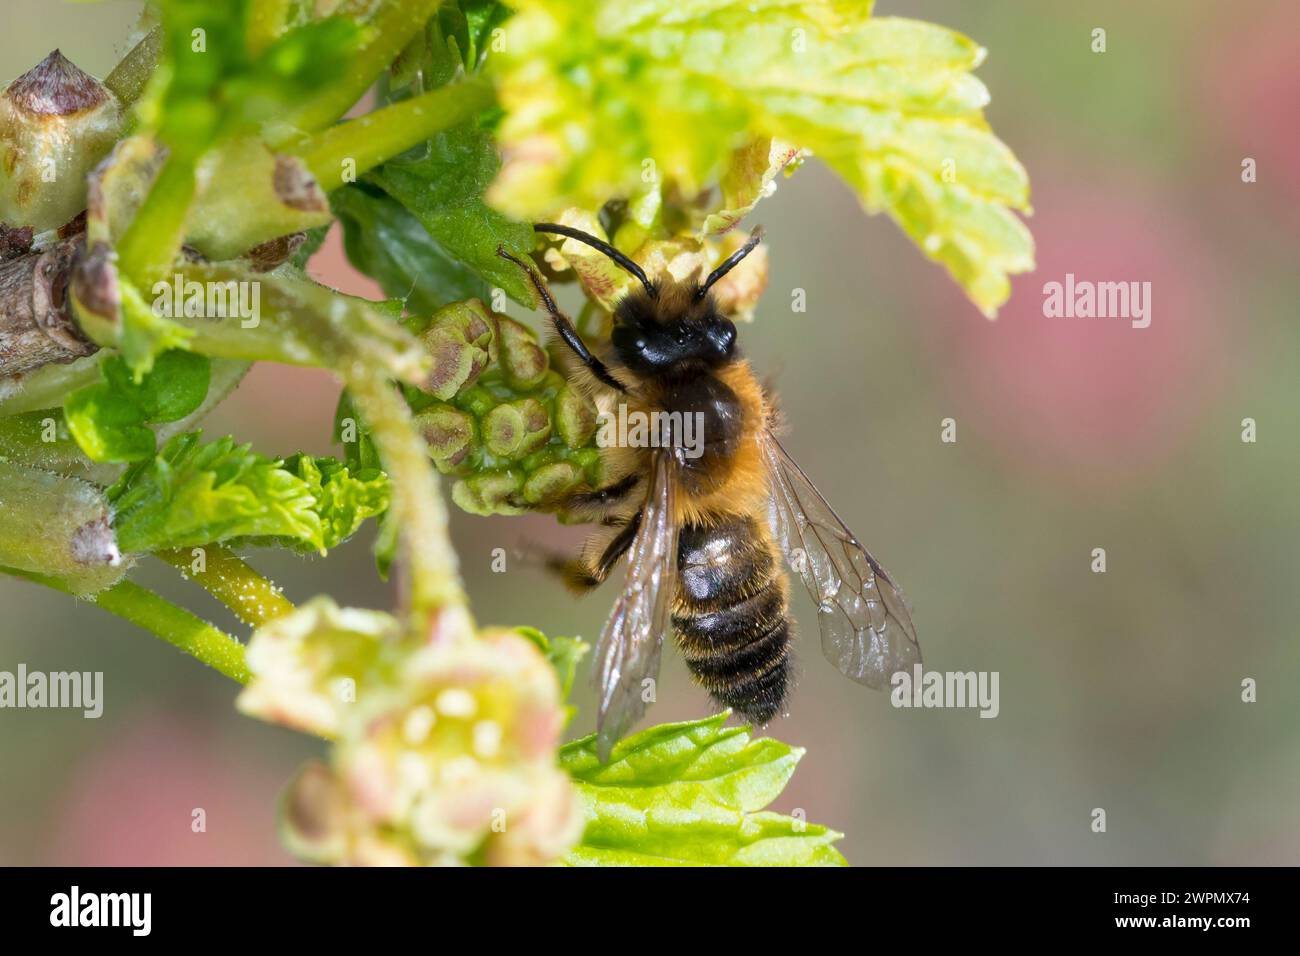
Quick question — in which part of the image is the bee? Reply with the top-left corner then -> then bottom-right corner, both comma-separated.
500,223 -> 921,758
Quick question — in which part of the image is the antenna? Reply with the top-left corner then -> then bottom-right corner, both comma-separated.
697,225 -> 764,300
533,223 -> 656,297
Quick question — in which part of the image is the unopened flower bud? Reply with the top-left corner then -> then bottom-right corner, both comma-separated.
402,299 -> 605,516
278,760 -> 352,865
495,315 -> 549,388
555,383 -> 597,448
0,461 -> 128,595
418,299 -> 495,399
414,403 -> 477,472
521,460 -> 584,505
0,50 -> 123,233
452,469 -> 525,516
482,397 -> 551,459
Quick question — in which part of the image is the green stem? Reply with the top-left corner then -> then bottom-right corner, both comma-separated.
153,263 -> 466,632
0,409 -> 111,480
157,546 -> 295,628
0,356 -> 101,418
167,263 -> 427,380
247,0 -> 293,56
96,581 -> 249,682
346,367 -> 468,627
104,26 -> 162,106
275,0 -> 444,137
115,154 -> 197,286
1,568 -> 248,683
289,80 -> 493,192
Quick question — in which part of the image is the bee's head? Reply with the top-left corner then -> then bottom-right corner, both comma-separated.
610,281 -> 737,373
532,222 -> 763,377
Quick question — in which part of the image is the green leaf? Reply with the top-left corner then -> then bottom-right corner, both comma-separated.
333,183 -> 499,312
149,0 -> 361,159
334,389 -> 397,577
337,2 -> 536,309
361,122 -> 537,306
107,432 -> 387,555
64,350 -> 211,463
516,627 -> 589,700
282,454 -> 391,552
445,0 -> 512,71
560,713 -> 847,866
109,432 -> 318,553
490,0 -> 1033,316
119,275 -> 198,377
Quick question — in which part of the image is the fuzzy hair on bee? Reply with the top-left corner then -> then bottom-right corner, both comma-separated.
500,223 -> 921,760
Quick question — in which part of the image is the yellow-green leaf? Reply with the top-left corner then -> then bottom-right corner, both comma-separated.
489,0 -> 1033,316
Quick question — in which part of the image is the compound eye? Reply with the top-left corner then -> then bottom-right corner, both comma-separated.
710,319 -> 737,357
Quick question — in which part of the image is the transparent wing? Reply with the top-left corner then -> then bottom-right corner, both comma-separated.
761,431 -> 921,688
593,452 -> 678,760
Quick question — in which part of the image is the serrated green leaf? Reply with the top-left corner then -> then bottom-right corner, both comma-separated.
109,432 -> 319,553
391,0 -> 511,86
282,454 -> 390,552
64,350 -> 211,463
490,0 -> 1033,316
107,432 -> 387,555
560,713 -> 847,866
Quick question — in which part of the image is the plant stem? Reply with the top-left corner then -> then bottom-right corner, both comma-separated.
160,263 -> 466,632
0,356 -> 100,418
95,581 -> 249,682
167,263 -> 427,381
0,409 -> 108,479
289,80 -> 493,192
0,237 -> 98,378
1,568 -> 248,683
275,0 -> 444,137
346,369 -> 469,628
104,26 -> 162,106
157,546 -> 295,628
247,0 -> 293,56
115,155 -> 197,286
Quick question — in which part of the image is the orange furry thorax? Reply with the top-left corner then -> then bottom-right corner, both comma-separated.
594,358 -> 772,528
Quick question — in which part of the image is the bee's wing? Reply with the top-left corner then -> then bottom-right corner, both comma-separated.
593,451 -> 679,760
761,431 -> 921,688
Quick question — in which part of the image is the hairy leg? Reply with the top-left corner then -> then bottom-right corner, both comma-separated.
496,246 -> 627,393
530,510 -> 643,594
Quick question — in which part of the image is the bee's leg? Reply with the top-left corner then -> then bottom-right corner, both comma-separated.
556,471 -> 643,521
524,510 -> 642,593
496,245 -> 628,394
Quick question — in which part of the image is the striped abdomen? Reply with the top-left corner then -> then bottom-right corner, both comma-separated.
673,515 -> 791,724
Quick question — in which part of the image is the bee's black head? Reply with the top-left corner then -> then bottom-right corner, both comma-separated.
531,222 -> 763,378
610,281 -> 737,374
